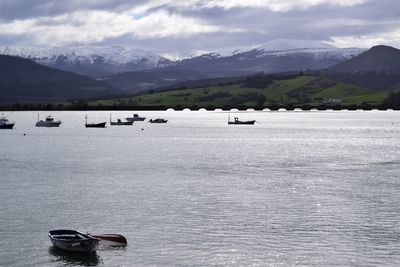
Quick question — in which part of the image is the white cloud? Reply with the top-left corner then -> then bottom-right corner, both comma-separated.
0,0 -> 398,54
329,31 -> 400,48
0,9 -> 221,46
197,0 -> 366,12
132,10 -> 220,38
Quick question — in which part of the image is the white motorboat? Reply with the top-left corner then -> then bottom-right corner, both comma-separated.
36,115 -> 62,127
126,114 -> 146,122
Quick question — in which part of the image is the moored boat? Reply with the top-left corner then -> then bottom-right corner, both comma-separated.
85,116 -> 106,128
48,230 -> 100,253
228,115 -> 255,125
86,122 -> 107,128
110,114 -> 133,126
0,115 -> 15,129
149,118 -> 168,123
36,115 -> 62,127
110,119 -> 133,126
126,114 -> 146,122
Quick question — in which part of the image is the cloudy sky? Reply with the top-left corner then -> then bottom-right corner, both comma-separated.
0,0 -> 399,56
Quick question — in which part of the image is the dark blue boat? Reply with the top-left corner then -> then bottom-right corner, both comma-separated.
149,118 -> 168,123
48,230 -> 100,253
0,116 -> 15,129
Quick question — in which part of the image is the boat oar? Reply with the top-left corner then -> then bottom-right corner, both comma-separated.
89,233 -> 127,246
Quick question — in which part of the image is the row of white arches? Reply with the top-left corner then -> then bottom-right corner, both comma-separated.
166,108 -> 395,112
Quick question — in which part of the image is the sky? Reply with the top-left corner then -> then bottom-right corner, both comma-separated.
0,0 -> 399,57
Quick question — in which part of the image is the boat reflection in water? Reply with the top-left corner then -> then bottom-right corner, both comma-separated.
48,246 -> 101,266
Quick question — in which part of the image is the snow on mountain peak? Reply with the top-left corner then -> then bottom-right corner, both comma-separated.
0,45 -> 164,66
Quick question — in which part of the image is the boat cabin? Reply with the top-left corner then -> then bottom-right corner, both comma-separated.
45,116 -> 55,122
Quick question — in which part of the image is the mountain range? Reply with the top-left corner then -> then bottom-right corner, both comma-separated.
0,46 -> 173,78
0,39 -> 364,86
99,40 -> 365,93
1,40 -> 400,105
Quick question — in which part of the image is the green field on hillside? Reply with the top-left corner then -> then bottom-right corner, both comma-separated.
88,75 -> 392,108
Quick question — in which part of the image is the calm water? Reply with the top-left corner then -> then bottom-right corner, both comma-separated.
1,110 -> 400,266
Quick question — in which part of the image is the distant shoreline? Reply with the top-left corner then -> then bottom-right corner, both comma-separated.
0,105 -> 398,111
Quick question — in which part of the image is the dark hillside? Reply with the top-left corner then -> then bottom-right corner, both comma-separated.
329,45 -> 400,73
0,55 -> 121,103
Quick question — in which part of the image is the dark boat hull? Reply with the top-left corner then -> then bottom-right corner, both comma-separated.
149,119 -> 168,123
0,123 -> 14,129
49,230 -> 99,253
126,117 -> 146,122
85,122 -> 106,128
228,120 -> 256,125
110,121 -> 133,126
36,122 -> 62,127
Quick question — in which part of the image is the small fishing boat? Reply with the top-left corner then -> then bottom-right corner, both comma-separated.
228,115 -> 255,125
110,114 -> 133,126
149,118 -> 168,123
48,230 -> 100,253
0,115 -> 15,129
85,116 -> 106,128
86,122 -> 107,128
126,114 -> 146,122
36,115 -> 62,127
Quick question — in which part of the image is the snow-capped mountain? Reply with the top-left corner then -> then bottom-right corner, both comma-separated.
188,39 -> 365,61
251,39 -> 366,61
0,46 -> 173,77
0,40 -> 367,93
173,39 -> 366,78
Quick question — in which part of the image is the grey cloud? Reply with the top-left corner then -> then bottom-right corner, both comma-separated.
0,0 -> 144,21
0,0 -> 399,54
96,31 -> 270,55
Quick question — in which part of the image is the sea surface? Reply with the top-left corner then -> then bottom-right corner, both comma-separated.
1,110 -> 400,266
